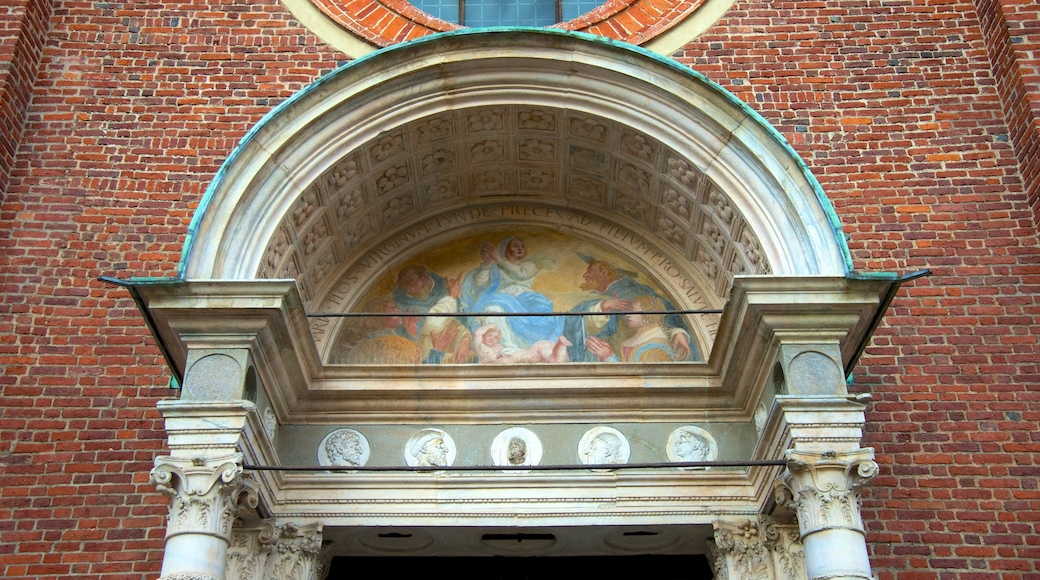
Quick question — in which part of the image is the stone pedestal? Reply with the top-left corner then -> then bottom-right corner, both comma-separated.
774,449 -> 878,580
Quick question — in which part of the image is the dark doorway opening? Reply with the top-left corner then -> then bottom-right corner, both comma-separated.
327,554 -> 714,579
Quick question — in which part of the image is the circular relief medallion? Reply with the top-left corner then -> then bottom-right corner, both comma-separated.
318,428 -> 372,467
578,426 -> 630,466
665,425 -> 718,470
404,428 -> 457,467
491,427 -> 543,468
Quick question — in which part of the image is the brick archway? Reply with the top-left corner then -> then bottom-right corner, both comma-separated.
309,0 -> 706,46
282,0 -> 736,56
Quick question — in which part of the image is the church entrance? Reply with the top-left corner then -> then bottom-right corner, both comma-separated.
326,555 -> 714,579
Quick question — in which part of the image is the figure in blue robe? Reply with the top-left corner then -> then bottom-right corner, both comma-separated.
460,237 -> 564,351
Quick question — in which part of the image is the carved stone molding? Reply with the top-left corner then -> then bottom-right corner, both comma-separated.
774,449 -> 878,538
227,521 -> 330,580
708,517 -> 806,580
158,574 -> 221,580
150,453 -> 246,542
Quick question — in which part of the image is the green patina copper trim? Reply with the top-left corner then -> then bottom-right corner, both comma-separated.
179,27 -> 854,278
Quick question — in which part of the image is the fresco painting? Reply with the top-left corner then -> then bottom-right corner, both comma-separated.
330,229 -> 704,365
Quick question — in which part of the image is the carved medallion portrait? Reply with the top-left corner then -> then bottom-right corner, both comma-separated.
665,425 -> 718,469
578,426 -> 630,466
318,428 -> 371,467
404,428 -> 457,467
490,427 -> 543,468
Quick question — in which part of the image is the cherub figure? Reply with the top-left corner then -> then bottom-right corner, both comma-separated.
473,323 -> 570,364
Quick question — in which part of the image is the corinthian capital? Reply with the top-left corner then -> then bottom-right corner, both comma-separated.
709,519 -> 772,580
150,452 -> 246,542
709,517 -> 807,580
774,448 -> 878,537
266,522 -> 328,580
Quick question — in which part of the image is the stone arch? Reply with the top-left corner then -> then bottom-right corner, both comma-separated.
180,30 -> 851,335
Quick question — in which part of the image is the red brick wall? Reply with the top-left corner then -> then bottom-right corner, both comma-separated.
676,1 -> 1040,577
0,0 -> 50,201
1,0 -> 1038,579
0,0 -> 340,577
973,0 -> 1040,226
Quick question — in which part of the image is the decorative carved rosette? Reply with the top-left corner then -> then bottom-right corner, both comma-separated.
150,453 -> 246,542
774,449 -> 878,538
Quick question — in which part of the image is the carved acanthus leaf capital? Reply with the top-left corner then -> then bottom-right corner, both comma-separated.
774,448 -> 878,537
710,517 -> 806,580
267,522 -> 325,579
150,452 -> 245,541
710,519 -> 773,580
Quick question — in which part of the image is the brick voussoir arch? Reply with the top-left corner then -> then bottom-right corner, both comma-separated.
312,0 -> 458,46
308,0 -> 708,49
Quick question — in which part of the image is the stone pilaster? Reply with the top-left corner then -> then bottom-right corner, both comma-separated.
227,521 -> 329,580
151,453 -> 248,580
774,449 -> 878,580
708,517 -> 807,580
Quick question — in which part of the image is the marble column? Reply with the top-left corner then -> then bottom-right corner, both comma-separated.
150,401 -> 254,580
774,449 -> 878,580
150,453 -> 248,580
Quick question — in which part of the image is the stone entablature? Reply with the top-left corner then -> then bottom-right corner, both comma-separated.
140,275 -> 890,530
135,276 -> 892,424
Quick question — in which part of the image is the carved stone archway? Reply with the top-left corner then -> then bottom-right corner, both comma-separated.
142,30 -> 892,580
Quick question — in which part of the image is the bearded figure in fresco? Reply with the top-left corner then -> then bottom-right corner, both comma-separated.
332,296 -> 421,364
564,255 -> 700,363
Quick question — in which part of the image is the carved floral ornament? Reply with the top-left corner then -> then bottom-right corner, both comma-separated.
773,449 -> 879,537
708,517 -> 807,580
226,522 -> 330,580
149,453 -> 254,541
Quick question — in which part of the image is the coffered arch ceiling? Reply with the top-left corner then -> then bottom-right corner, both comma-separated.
180,30 -> 851,354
